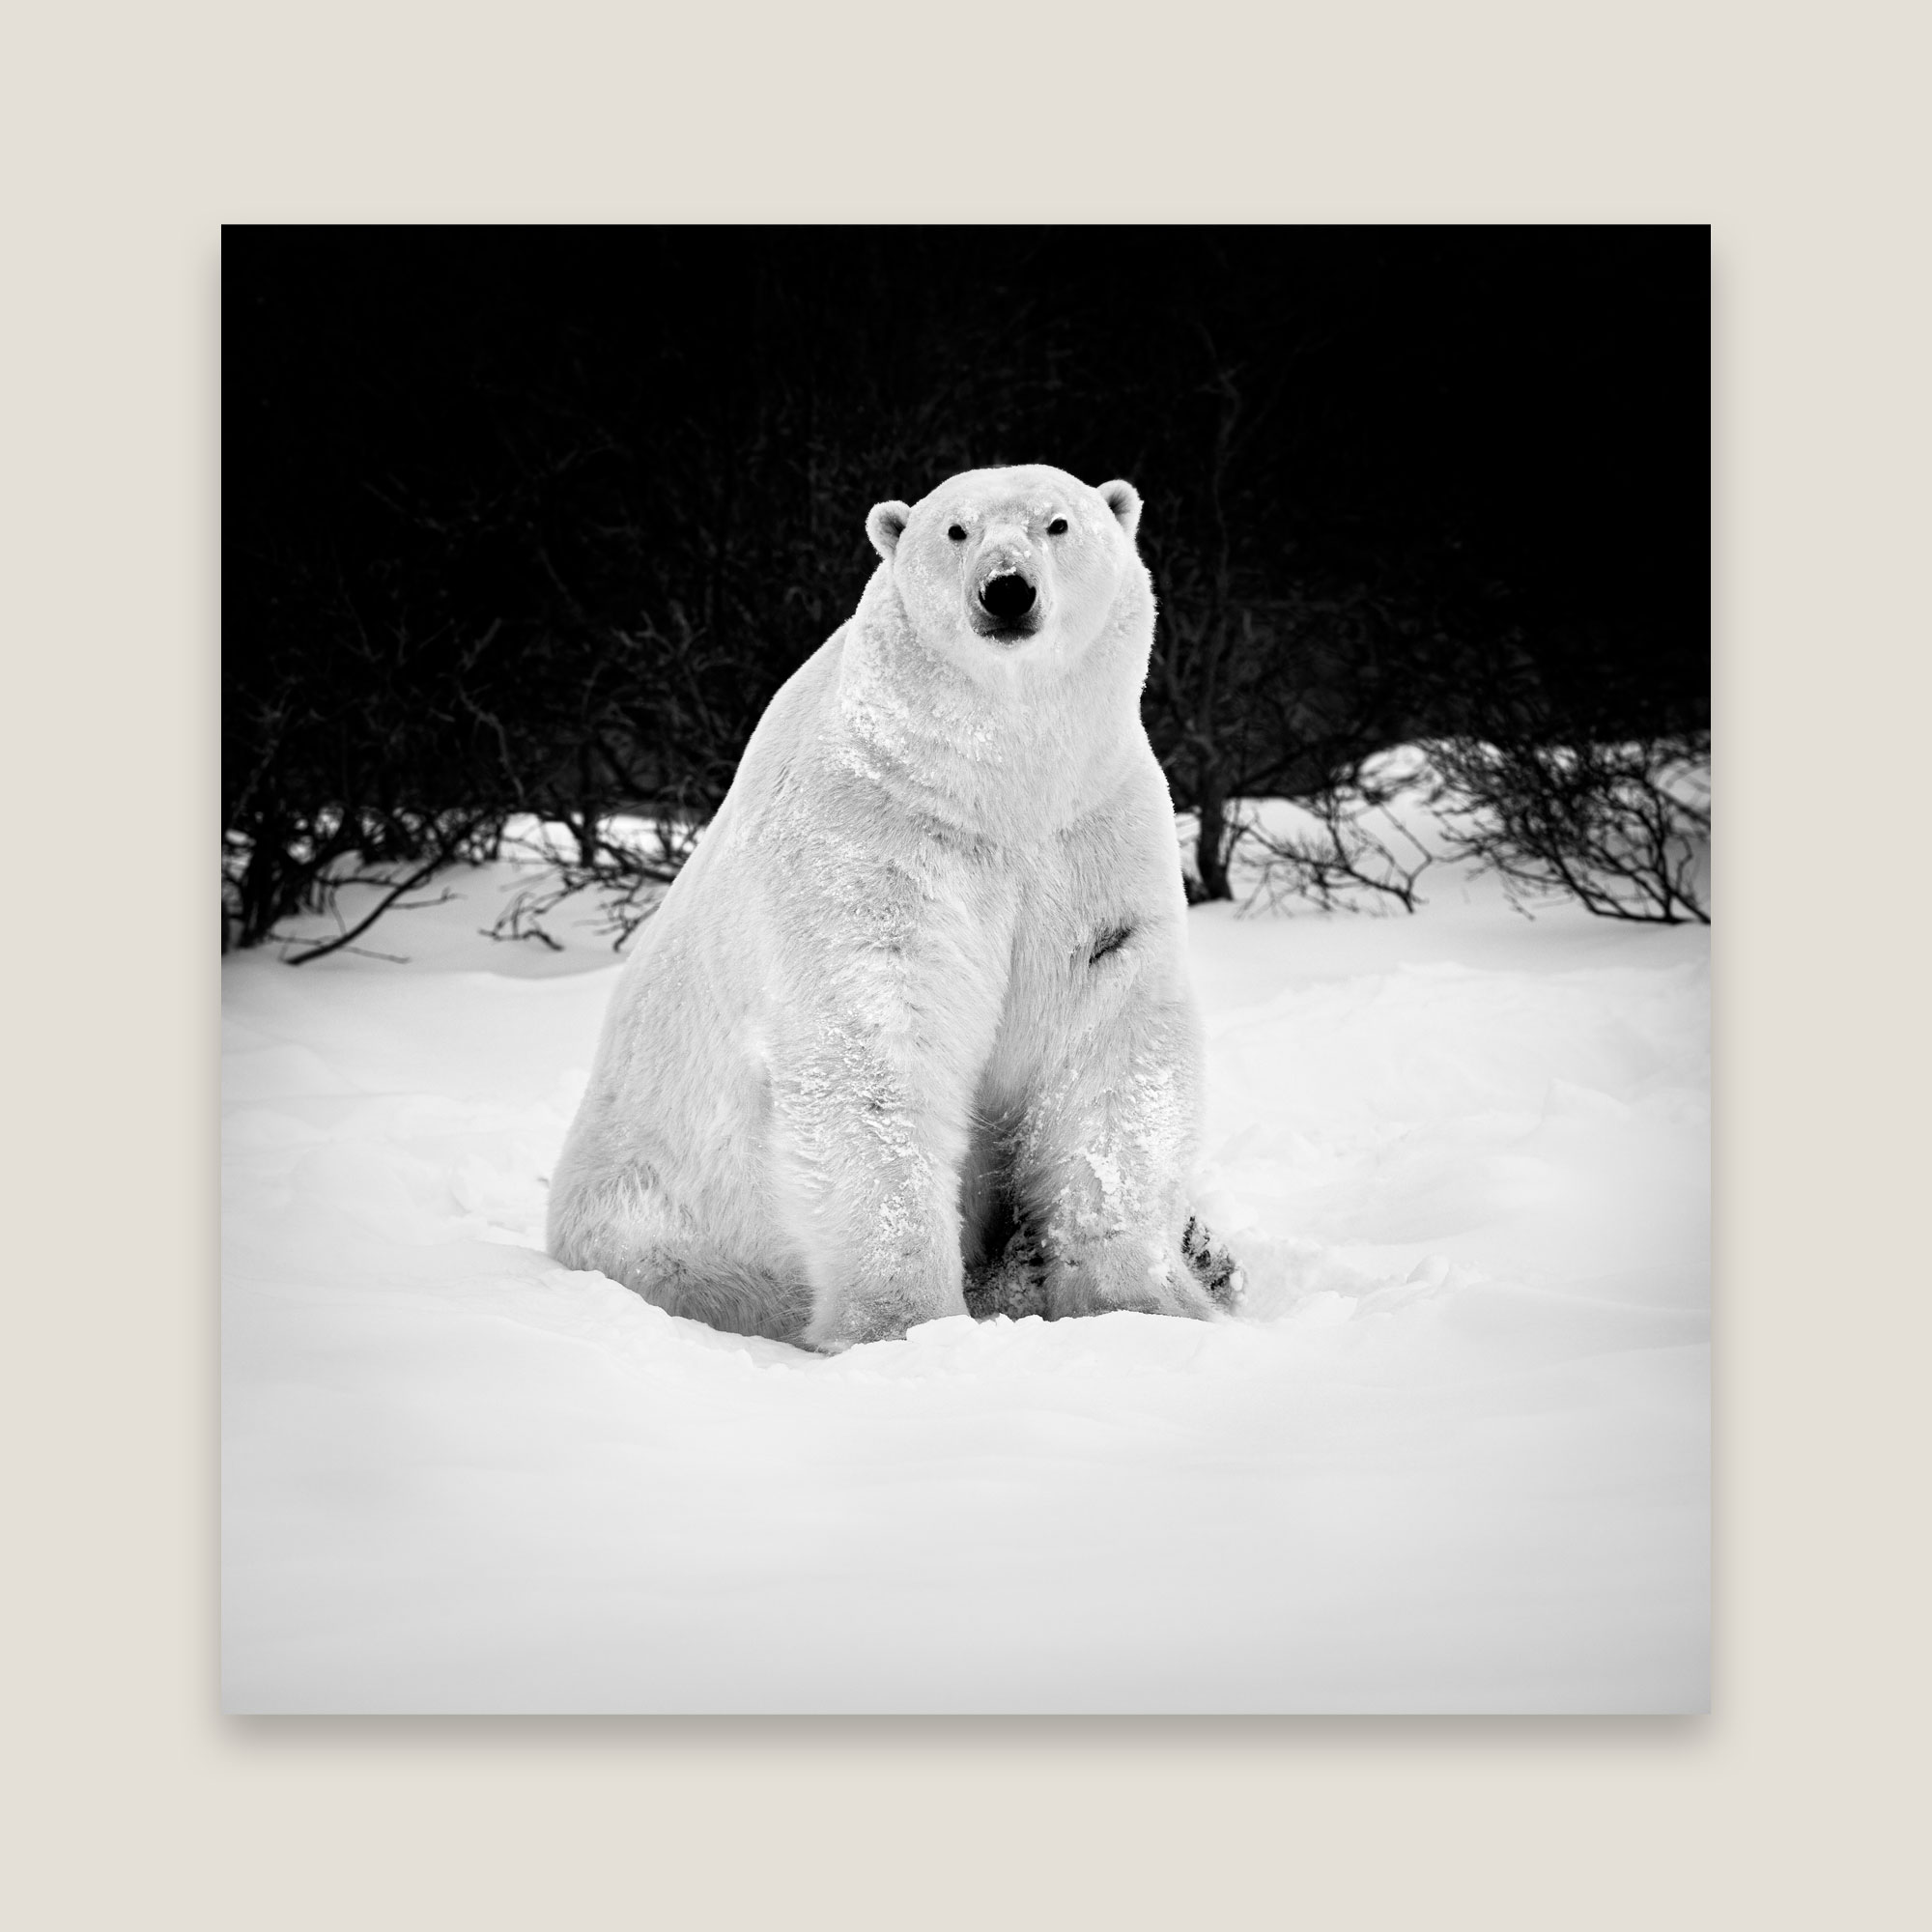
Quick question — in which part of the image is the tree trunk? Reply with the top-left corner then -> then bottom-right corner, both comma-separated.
571,744 -> 601,864
1195,782 -> 1234,901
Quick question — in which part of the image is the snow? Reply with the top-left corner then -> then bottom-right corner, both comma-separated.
222,824 -> 1708,1713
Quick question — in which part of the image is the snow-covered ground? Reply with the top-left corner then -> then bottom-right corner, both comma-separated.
222,820 -> 1709,1713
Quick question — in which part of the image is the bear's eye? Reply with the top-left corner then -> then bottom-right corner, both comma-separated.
947,524 -> 968,542
1047,517 -> 1068,535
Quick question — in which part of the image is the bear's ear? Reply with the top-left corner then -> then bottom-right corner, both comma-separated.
866,500 -> 911,561
1097,479 -> 1142,542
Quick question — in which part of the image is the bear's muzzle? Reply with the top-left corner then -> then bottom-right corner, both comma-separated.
970,549 -> 1043,639
979,571 -> 1037,624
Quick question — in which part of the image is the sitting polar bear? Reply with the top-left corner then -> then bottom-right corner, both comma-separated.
548,464 -> 1241,1351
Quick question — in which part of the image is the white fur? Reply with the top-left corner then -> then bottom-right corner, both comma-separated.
548,465 -> 1218,1350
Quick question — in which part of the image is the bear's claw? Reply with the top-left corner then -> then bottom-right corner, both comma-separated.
1181,1214 -> 1247,1311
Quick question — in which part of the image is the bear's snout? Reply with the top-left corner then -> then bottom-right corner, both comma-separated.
979,571 -> 1037,625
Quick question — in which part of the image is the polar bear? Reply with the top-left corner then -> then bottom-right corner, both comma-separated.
547,464 -> 1240,1351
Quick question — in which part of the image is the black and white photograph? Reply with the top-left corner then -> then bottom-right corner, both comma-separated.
221,225 -> 1710,1713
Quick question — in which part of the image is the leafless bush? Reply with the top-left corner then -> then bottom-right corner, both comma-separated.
1423,734 -> 1711,924
1235,758 -> 1438,915
226,808 -> 497,964
484,814 -> 701,953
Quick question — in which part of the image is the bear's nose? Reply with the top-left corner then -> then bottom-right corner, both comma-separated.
979,573 -> 1037,623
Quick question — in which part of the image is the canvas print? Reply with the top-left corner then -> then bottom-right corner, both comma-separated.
222,227 -> 1709,1712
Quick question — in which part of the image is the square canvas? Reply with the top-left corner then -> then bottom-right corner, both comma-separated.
221,225 -> 1709,1713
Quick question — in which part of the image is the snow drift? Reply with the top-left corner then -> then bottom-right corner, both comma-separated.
222,823 -> 1708,1713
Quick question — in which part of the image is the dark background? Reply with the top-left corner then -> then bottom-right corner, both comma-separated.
223,225 -> 1709,945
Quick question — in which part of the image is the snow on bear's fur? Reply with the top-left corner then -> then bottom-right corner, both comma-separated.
547,464 -> 1241,1351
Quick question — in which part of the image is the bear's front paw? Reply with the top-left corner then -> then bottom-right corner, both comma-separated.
963,1229 -> 1049,1321
1043,1235 -> 1221,1323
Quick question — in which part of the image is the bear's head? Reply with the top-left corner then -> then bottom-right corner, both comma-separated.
864,465 -> 1147,672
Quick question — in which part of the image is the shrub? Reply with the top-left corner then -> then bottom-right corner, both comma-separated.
1422,733 -> 1711,924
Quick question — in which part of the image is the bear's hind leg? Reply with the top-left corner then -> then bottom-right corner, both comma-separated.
549,1151 -> 815,1343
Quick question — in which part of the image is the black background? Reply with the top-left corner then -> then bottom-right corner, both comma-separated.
223,225 -> 1709,935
